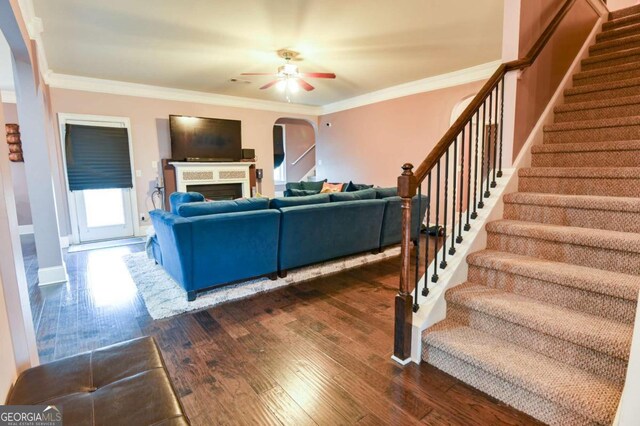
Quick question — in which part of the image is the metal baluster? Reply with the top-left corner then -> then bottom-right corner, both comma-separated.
491,85 -> 499,188
440,148 -> 449,269
485,90 -> 493,198
471,110 -> 480,219
431,160 -> 441,283
464,120 -> 471,232
423,171 -> 432,296
479,98 -> 487,208
413,183 -> 422,312
497,76 -> 505,178
457,126 -> 466,240
449,136 -> 458,255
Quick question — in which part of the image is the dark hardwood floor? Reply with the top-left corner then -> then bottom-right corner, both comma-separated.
21,235 -> 542,425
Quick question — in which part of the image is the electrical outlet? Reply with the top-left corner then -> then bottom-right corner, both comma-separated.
140,214 -> 147,222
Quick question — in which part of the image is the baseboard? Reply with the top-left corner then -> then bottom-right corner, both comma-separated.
37,264 -> 68,286
18,225 -> 34,235
391,355 -> 412,365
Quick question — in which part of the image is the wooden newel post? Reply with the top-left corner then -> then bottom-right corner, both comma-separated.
394,163 -> 417,363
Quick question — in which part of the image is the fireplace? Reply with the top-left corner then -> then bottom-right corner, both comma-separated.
187,183 -> 243,201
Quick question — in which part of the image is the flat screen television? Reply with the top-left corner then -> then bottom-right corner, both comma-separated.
169,115 -> 242,161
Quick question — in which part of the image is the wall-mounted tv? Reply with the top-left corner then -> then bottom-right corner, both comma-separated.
169,115 -> 242,161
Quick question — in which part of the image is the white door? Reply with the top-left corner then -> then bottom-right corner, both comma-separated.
60,117 -> 136,243
74,188 -> 134,242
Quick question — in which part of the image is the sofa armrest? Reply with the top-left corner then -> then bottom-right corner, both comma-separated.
149,209 -> 193,290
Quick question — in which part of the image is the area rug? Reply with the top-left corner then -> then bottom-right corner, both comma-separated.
123,247 -> 401,320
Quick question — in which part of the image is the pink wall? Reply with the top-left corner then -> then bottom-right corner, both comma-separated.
316,80 -> 485,187
1,103 -> 32,226
48,88 -> 317,231
275,118 -> 316,182
512,0 -> 599,160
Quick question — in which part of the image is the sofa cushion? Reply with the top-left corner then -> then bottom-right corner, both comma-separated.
330,188 -> 377,202
269,193 -> 330,209
345,181 -> 374,192
177,197 -> 268,217
169,191 -> 205,214
375,187 -> 398,199
286,188 -> 318,197
300,179 -> 327,192
285,182 -> 303,191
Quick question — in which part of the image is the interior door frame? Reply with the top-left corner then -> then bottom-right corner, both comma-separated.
57,113 -> 140,245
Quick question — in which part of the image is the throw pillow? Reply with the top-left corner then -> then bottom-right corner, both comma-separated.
177,197 -> 269,217
375,187 -> 398,199
169,192 -> 205,214
285,182 -> 304,191
269,193 -> 331,209
320,182 -> 344,193
345,181 -> 374,192
288,188 -> 318,197
330,188 -> 377,202
300,179 -> 327,192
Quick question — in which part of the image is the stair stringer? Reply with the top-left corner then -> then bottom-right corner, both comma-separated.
408,15 -> 603,364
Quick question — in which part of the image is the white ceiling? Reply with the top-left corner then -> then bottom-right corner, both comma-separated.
32,0 -> 503,106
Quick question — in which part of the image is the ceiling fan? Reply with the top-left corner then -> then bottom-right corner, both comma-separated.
241,49 -> 336,94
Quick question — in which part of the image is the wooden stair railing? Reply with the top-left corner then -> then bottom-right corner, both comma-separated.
394,0 -> 578,362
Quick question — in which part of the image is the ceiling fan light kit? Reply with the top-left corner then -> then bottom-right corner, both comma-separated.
240,49 -> 336,101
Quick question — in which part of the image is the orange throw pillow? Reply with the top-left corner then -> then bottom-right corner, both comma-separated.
320,182 -> 344,193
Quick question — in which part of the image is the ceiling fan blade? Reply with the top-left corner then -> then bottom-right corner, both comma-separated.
300,72 -> 336,79
259,80 -> 280,90
241,72 -> 278,76
297,79 -> 315,91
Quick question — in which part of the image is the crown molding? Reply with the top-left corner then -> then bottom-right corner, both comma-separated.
1,90 -> 16,103
18,0 -> 50,84
319,60 -> 501,115
47,73 -> 323,116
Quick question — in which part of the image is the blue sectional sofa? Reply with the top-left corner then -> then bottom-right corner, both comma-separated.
149,188 -> 427,301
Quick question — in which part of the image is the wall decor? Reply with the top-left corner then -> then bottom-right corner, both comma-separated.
6,123 -> 23,162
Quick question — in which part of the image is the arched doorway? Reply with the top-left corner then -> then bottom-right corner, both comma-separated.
273,118 -> 317,195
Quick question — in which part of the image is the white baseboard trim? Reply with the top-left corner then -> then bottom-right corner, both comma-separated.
18,225 -> 34,235
408,15 -> 604,365
391,355 -> 412,366
37,264 -> 68,286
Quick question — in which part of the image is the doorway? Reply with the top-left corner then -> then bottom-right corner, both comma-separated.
58,114 -> 139,244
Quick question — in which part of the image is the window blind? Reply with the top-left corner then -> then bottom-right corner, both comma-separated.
65,124 -> 133,191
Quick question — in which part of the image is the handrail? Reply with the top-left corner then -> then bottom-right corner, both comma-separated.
290,144 -> 316,166
413,0 -> 576,183
393,0 -> 580,364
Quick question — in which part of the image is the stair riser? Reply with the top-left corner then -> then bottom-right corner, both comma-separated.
468,264 -> 637,324
555,103 -> 640,122
603,15 -> 640,31
486,231 -> 640,276
590,38 -> 640,56
543,125 -> 640,143
423,346 -> 594,426
582,52 -> 640,71
574,66 -> 640,86
447,303 -> 628,384
518,175 -> 640,197
531,149 -> 640,167
565,84 -> 640,103
503,202 -> 640,234
597,24 -> 640,43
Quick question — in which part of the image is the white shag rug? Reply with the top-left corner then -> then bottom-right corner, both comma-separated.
123,247 -> 401,320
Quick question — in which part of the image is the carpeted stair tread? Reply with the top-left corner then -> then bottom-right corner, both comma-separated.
467,249 -> 640,302
564,76 -> 640,98
446,284 -> 633,360
486,219 -> 640,254
573,60 -> 640,86
555,94 -> 640,114
519,166 -> 640,179
503,192 -> 640,215
602,12 -> 640,32
544,115 -> 640,132
610,5 -> 640,20
423,324 -> 622,425
532,139 -> 640,155
581,46 -> 640,70
590,32 -> 640,56
597,21 -> 640,42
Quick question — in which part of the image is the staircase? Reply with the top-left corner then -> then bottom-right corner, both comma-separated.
422,6 -> 640,426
